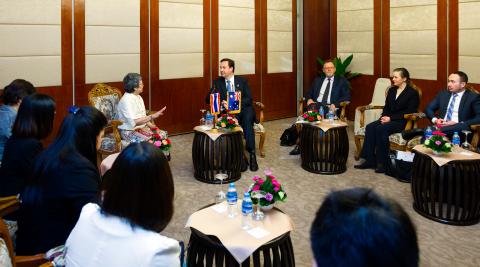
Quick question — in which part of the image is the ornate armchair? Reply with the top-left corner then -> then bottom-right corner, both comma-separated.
354,80 -> 424,159
88,84 -> 123,165
253,102 -> 266,157
1,196 -> 52,267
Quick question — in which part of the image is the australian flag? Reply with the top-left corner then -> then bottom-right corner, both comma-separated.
210,93 -> 220,114
228,91 -> 241,114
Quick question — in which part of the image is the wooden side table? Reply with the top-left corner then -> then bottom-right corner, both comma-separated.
411,151 -> 480,225
299,123 -> 349,174
192,129 -> 243,183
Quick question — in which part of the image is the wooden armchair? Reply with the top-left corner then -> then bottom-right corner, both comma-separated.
354,82 -> 424,160
88,83 -> 123,165
298,98 -> 349,121
253,102 -> 266,157
0,196 -> 52,267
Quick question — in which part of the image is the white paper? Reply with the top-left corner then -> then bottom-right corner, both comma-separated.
211,202 -> 228,213
396,151 -> 414,162
246,227 -> 270,239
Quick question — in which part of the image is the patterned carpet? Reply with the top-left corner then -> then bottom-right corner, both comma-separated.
162,118 -> 480,267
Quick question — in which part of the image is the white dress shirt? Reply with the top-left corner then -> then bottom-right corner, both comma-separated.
432,90 -> 465,123
316,77 -> 334,104
65,203 -> 181,267
117,93 -> 147,130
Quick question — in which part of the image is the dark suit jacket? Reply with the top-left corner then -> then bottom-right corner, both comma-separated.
305,76 -> 350,107
382,85 -> 420,121
205,76 -> 253,109
16,153 -> 100,255
425,89 -> 480,126
0,136 -> 42,197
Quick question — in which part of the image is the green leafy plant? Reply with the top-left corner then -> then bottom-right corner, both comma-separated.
317,54 -> 361,81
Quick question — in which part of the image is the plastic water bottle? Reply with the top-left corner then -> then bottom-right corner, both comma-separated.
327,109 -> 334,122
226,183 -> 238,218
318,106 -> 324,120
241,192 -> 253,230
452,132 -> 461,147
425,127 -> 433,139
205,111 -> 214,127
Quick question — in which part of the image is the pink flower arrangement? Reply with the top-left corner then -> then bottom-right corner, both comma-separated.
248,169 -> 287,206
302,110 -> 322,122
147,127 -> 172,151
424,131 -> 452,153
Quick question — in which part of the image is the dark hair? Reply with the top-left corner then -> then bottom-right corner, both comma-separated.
123,73 -> 142,93
32,106 -> 107,184
452,71 -> 468,83
393,67 -> 411,83
12,94 -> 56,140
102,142 -> 174,232
310,188 -> 419,267
1,79 -> 36,105
220,58 -> 235,72
322,59 -> 335,67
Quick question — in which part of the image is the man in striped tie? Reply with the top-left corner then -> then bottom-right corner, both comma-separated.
425,71 -> 480,141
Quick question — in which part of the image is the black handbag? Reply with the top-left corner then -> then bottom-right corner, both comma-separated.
385,150 -> 413,183
280,124 -> 298,146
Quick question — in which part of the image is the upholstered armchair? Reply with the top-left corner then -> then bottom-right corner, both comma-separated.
1,196 -> 53,267
354,79 -> 424,159
88,84 -> 123,164
253,102 -> 266,157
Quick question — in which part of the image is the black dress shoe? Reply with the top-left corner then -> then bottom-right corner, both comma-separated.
402,128 -> 425,141
375,164 -> 386,173
240,155 -> 248,172
250,152 -> 259,171
289,145 -> 300,155
354,162 -> 375,169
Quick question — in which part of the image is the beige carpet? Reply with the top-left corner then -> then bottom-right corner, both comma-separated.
162,118 -> 480,267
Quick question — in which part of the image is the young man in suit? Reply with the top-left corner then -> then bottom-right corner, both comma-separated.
205,58 -> 258,171
425,71 -> 480,139
290,60 -> 350,155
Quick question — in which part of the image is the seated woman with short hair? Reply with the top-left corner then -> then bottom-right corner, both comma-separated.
65,142 -> 180,267
117,73 -> 167,143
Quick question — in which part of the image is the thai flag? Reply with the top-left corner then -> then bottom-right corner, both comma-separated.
210,93 -> 220,114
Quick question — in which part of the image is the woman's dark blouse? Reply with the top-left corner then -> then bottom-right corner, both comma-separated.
381,85 -> 420,121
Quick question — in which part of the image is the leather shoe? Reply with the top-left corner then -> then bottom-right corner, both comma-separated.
375,164 -> 386,173
289,145 -> 300,155
354,162 -> 375,169
240,155 -> 248,172
401,128 -> 424,141
249,152 -> 259,171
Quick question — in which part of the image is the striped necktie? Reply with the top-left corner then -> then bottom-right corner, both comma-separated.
445,93 -> 458,121
227,80 -> 233,92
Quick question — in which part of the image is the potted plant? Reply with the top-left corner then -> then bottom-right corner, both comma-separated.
317,54 -> 361,81
423,131 -> 452,155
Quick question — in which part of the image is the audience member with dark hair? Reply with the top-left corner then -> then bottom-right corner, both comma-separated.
355,67 -> 419,173
65,142 -> 180,266
0,79 -> 36,162
117,73 -> 167,143
0,94 -> 56,199
15,106 -> 107,255
310,187 -> 419,267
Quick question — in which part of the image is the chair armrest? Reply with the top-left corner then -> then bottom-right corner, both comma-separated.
15,254 -> 48,267
339,101 -> 350,107
0,196 -> 20,217
404,112 -> 425,121
298,97 -> 305,114
339,101 -> 350,121
470,124 -> 480,148
355,105 -> 384,128
254,102 -> 265,124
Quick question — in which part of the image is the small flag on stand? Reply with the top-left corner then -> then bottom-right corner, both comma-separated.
227,91 -> 241,114
210,93 -> 220,115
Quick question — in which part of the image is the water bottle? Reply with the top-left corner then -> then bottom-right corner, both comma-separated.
318,106 -> 324,120
452,132 -> 461,147
327,109 -> 334,122
425,127 -> 433,139
205,111 -> 214,127
226,183 -> 238,218
241,192 -> 253,230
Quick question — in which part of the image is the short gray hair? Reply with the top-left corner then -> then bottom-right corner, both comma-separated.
123,73 -> 142,93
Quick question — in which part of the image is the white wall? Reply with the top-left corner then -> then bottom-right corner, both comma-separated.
267,0 -> 293,73
459,0 -> 480,83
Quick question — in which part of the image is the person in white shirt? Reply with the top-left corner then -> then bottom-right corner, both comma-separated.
65,142 -> 181,267
117,73 -> 167,143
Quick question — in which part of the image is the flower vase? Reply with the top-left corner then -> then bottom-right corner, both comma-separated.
261,204 -> 273,211
162,150 -> 171,161
432,150 -> 444,156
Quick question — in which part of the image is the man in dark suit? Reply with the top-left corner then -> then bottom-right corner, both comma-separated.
205,58 -> 258,171
290,60 -> 350,155
425,71 -> 480,139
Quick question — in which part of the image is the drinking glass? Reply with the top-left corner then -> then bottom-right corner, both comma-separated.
215,173 -> 228,204
461,130 -> 472,150
200,109 -> 207,125
250,190 -> 266,221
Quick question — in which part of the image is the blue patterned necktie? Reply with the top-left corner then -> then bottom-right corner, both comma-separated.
227,80 -> 233,92
445,93 -> 458,121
